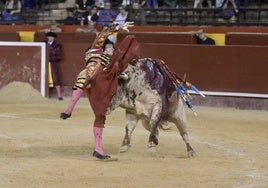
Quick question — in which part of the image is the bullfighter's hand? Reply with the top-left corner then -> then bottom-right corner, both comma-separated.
120,22 -> 134,32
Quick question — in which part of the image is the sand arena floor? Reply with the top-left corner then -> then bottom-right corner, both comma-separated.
0,82 -> 267,188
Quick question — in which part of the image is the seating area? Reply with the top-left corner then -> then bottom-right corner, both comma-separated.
0,0 -> 267,26
145,7 -> 268,26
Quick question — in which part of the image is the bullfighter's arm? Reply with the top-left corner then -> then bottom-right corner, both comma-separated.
91,22 -> 134,49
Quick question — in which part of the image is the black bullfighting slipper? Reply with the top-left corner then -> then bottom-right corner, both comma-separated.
92,151 -> 118,161
60,112 -> 71,120
93,151 -> 110,159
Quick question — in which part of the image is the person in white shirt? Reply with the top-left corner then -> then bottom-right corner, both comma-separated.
5,0 -> 21,15
113,6 -> 128,25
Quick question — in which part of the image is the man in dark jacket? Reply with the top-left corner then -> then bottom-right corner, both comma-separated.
195,29 -> 216,45
126,1 -> 146,25
45,31 -> 63,100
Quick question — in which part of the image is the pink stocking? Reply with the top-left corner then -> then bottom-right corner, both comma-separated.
55,85 -> 63,99
64,88 -> 83,115
93,127 -> 105,155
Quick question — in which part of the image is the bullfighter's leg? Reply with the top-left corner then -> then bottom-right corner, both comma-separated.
91,109 -> 117,160
119,110 -> 138,153
60,62 -> 100,120
60,68 -> 88,119
174,101 -> 195,157
60,88 -> 83,119
93,126 -> 111,159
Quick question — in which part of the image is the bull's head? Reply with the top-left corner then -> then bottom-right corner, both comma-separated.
106,61 -> 142,115
106,71 -> 131,115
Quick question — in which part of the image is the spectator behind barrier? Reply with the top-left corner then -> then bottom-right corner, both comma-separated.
38,21 -> 62,33
122,0 -> 145,9
2,0 -> 21,21
75,0 -> 94,10
146,0 -> 158,13
110,0 -> 122,8
145,0 -> 159,10
221,0 -> 240,20
113,5 -> 128,25
192,29 -> 216,45
76,5 -> 98,33
121,0 -> 132,9
126,1 -> 146,25
80,5 -> 98,26
194,0 -> 212,8
95,0 -> 104,8
58,9 -> 80,25
0,1 -> 5,16
22,0 -> 36,9
97,1 -> 118,26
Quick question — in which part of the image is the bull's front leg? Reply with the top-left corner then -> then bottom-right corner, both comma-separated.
119,111 -> 138,153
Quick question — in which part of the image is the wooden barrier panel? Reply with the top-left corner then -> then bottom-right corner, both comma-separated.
139,44 -> 268,94
0,44 -> 46,95
225,32 -> 268,45
30,32 -> 267,95
34,32 -> 96,43
0,32 -> 20,41
117,32 -> 197,44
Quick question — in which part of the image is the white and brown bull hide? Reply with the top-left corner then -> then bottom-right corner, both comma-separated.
107,58 -> 195,157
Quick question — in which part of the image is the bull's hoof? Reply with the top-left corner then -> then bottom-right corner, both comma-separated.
186,143 -> 195,157
147,142 -> 157,148
187,149 -> 195,158
119,145 -> 130,153
149,135 -> 159,146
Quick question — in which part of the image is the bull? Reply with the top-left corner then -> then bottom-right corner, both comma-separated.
107,58 -> 202,157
